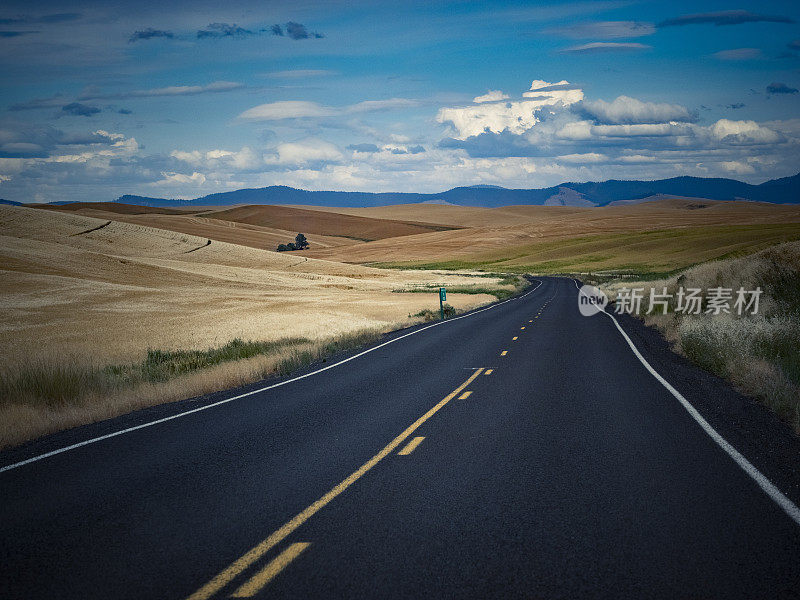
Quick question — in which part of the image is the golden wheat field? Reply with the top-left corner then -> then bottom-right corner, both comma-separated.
0,204 -> 502,366
299,199 -> 800,272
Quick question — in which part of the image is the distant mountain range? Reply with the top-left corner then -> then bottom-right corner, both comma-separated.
100,172 -> 798,208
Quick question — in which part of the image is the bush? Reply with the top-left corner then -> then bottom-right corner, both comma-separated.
410,303 -> 457,321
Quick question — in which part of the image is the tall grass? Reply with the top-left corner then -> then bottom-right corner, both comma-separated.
0,329 -> 386,449
602,241 -> 800,432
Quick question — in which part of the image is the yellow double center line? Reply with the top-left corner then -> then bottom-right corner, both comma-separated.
186,367 -> 485,600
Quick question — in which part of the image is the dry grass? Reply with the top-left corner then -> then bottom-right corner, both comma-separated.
0,204 -> 512,447
201,204 -> 458,241
602,241 -> 800,431
303,199 -> 800,275
0,205 -> 500,364
0,329 -> 386,449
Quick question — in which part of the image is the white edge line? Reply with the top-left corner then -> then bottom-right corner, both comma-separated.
0,280 -> 544,475
573,278 -> 800,527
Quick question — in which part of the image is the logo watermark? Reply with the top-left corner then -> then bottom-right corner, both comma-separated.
614,286 -> 762,316
578,284 -> 608,317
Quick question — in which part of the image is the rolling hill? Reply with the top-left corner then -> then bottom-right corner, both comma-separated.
108,172 -> 800,208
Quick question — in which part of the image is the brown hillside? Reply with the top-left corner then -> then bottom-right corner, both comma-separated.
203,205 -> 459,241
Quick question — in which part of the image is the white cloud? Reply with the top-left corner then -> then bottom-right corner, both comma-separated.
557,152 -> 608,163
579,96 -> 695,124
720,160 -> 756,174
545,21 -> 656,39
157,171 -> 207,185
239,101 -> 336,120
238,98 -> 419,121
710,119 -> 780,144
473,90 -> 509,103
80,81 -> 244,100
270,139 -> 343,165
347,98 -> 420,113
560,42 -> 650,54
437,79 -> 584,139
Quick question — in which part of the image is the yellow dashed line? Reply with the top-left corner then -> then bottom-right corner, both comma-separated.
458,391 -> 473,400
512,336 -> 518,341
398,436 -> 425,455
484,369 -> 493,375
501,350 -> 508,356
185,369 -> 485,600
230,543 -> 310,598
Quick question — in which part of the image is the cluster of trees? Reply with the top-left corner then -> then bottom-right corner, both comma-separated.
277,233 -> 309,252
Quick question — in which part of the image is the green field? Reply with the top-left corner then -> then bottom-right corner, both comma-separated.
369,223 -> 800,277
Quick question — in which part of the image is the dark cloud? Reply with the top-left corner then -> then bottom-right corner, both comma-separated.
61,102 -> 101,117
347,143 -> 379,153
767,82 -> 798,95
0,13 -> 80,25
408,145 -> 425,154
658,10 -> 794,28
285,22 -> 310,39
129,28 -> 174,43
727,103 -> 745,109
0,125 -> 123,159
0,30 -> 40,37
0,142 -> 48,158
197,23 -> 253,39
267,22 -> 324,40
118,108 -> 132,114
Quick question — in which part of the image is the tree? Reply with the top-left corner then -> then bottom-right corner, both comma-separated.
287,242 -> 297,251
276,244 -> 289,252
295,233 -> 309,250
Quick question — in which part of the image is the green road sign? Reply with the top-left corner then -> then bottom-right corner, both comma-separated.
439,287 -> 446,301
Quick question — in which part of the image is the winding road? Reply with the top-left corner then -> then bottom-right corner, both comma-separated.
1,277 -> 799,599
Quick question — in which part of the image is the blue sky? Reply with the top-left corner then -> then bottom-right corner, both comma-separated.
1,0 -> 799,202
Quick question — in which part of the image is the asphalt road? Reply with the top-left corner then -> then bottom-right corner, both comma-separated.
2,277 -> 799,599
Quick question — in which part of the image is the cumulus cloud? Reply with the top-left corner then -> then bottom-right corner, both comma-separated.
710,119 -> 781,144
238,98 -> 419,121
658,10 -> 794,28
713,48 -> 763,60
434,79 -> 795,185
171,147 -> 263,171
559,42 -> 650,54
60,102 -> 101,117
577,96 -> 696,124
767,82 -> 798,95
157,171 -> 207,185
545,21 -> 655,39
437,79 -> 584,139
473,90 -> 509,103
129,28 -> 174,43
270,139 -> 342,165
